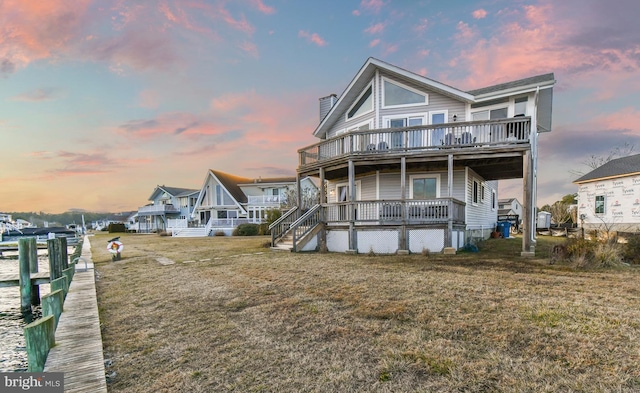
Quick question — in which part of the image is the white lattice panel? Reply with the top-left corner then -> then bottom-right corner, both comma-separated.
357,230 -> 399,254
327,230 -> 349,252
300,234 -> 318,252
409,229 -> 445,253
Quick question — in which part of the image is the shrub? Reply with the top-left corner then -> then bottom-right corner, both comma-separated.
622,235 -> 640,264
214,231 -> 226,237
233,223 -> 260,236
108,223 -> 127,233
258,223 -> 270,236
265,209 -> 282,226
565,238 -> 596,261
594,242 -> 623,267
261,240 -> 272,248
421,248 -> 430,257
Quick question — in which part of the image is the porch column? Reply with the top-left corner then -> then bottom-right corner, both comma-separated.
446,154 -> 454,250
319,168 -> 326,204
319,168 -> 326,250
348,160 -> 356,252
521,150 -> 535,256
399,157 -> 408,253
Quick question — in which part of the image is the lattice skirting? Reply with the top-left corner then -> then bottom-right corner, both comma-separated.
326,230 -> 349,252
357,230 -> 399,254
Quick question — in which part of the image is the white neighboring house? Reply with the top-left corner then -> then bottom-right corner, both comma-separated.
136,186 -> 199,233
272,57 -> 555,254
574,153 -> 640,233
498,198 -> 523,231
182,169 -> 318,237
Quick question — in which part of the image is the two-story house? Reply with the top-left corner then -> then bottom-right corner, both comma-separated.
137,185 -> 199,233
271,57 -> 555,254
498,198 -> 523,232
187,169 -> 318,236
574,153 -> 640,234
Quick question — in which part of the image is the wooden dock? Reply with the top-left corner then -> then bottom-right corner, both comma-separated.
44,236 -> 107,393
0,272 -> 50,288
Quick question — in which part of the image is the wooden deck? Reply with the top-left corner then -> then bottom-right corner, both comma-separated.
0,272 -> 50,288
44,236 -> 107,393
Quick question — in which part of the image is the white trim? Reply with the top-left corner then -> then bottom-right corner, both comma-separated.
345,82 -> 374,122
428,110 -> 449,125
409,174 -> 441,199
381,76 -> 429,109
375,69 -> 380,129
472,179 -> 480,206
473,83 -> 554,102
345,118 -> 374,133
381,112 -> 428,128
376,170 -> 380,199
334,180 -> 362,202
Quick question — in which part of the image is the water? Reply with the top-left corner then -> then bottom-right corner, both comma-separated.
0,254 -> 51,372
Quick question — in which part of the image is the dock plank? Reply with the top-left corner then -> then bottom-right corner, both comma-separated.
0,272 -> 50,288
44,236 -> 107,393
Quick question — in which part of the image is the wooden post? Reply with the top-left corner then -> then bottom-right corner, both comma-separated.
28,238 -> 40,306
399,157 -> 407,252
348,159 -> 356,252
24,315 -> 55,372
19,238 -> 32,316
47,238 -> 62,281
521,150 -> 534,256
60,236 -> 69,270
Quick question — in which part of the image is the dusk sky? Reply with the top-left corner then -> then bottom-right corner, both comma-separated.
2,0 -> 640,213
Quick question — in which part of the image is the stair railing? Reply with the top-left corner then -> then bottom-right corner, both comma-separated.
289,204 -> 322,252
270,207 -> 300,246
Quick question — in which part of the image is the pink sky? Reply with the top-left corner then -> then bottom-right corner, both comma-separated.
1,0 -> 639,213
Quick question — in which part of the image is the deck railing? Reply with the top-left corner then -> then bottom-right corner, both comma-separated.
299,117 -> 531,166
247,195 -> 286,206
324,198 -> 465,224
138,204 -> 180,215
270,207 -> 300,245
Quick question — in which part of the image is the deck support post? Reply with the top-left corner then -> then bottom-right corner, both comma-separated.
348,160 -> 356,252
521,150 -> 535,256
446,154 -> 454,250
399,156 -> 408,252
296,172 -> 303,209
47,238 -> 62,282
319,168 -> 326,250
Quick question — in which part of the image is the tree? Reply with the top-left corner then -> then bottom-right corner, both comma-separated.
281,187 -> 319,210
549,201 -> 572,225
571,142 -> 635,177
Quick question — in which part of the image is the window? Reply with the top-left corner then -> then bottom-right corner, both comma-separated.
410,175 -> 439,199
595,195 -> 605,214
215,185 -> 235,206
492,190 -> 497,210
481,184 -> 486,202
382,78 -> 427,108
472,107 -> 508,120
429,111 -> 448,146
347,85 -> 373,120
472,180 -> 479,204
514,96 -> 528,116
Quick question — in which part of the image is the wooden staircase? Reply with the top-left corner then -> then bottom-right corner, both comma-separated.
172,227 -> 209,237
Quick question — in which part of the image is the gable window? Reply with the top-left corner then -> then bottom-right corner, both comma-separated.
215,185 -> 235,206
410,175 -> 439,199
382,78 -> 428,108
347,85 -> 373,120
595,195 -> 605,214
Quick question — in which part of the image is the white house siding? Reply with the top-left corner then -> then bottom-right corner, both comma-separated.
465,168 -> 498,237
324,72 -> 467,139
577,175 -> 640,232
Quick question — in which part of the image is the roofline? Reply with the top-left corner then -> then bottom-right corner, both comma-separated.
573,171 -> 640,184
473,82 -> 555,102
313,57 -> 474,138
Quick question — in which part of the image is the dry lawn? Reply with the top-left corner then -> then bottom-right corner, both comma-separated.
92,233 -> 640,392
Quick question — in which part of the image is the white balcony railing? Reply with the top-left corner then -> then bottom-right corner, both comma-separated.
299,117 -> 531,167
247,195 -> 285,206
138,204 -> 181,215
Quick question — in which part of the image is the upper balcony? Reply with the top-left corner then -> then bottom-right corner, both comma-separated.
298,117 -> 531,176
247,195 -> 286,206
138,204 -> 181,215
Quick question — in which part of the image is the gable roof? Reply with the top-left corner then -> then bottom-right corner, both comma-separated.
313,57 -> 555,139
237,176 -> 297,186
468,73 -> 555,99
574,153 -> 640,183
209,170 -> 252,204
313,57 -> 474,138
149,185 -> 199,201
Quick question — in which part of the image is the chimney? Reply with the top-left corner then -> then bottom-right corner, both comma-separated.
319,94 -> 338,122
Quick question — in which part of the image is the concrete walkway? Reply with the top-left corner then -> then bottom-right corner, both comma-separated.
44,236 -> 107,393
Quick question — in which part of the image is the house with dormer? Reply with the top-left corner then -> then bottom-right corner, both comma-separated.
574,153 -> 640,233
270,57 -> 555,254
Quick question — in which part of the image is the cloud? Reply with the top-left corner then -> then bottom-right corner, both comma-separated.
364,22 -> 385,35
369,39 -> 381,48
359,0 -> 385,14
413,18 -> 428,34
248,0 -> 276,15
239,41 -> 259,58
11,87 -> 61,102
472,9 -> 488,19
454,21 -> 477,43
298,30 -> 328,47
119,119 -> 161,133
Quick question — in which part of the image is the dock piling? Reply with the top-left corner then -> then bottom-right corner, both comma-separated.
28,237 -> 41,306
19,238 -> 33,316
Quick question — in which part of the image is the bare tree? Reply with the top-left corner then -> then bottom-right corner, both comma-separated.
281,187 -> 319,210
549,201 -> 571,225
570,142 -> 635,177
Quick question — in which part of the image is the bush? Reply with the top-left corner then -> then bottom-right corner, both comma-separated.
265,209 -> 282,226
258,223 -> 270,235
108,223 -> 127,233
622,235 -> 640,264
233,223 -> 260,236
594,242 -> 623,267
214,231 -> 226,237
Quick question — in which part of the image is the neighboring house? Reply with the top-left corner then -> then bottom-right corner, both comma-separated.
498,198 -> 523,231
574,153 -> 640,233
189,169 -> 318,236
136,186 -> 199,233
272,57 -> 555,254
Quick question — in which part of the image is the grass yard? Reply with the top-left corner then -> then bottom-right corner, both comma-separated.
92,233 -> 640,392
